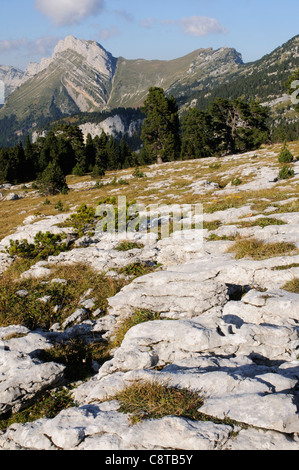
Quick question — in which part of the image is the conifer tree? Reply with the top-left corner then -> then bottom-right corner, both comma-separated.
38,161 -> 68,196
141,87 -> 181,164
106,135 -> 119,170
85,133 -> 96,171
24,135 -> 37,181
94,130 -> 109,171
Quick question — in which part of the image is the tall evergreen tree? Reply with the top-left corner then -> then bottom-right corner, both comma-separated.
106,135 -> 119,170
180,108 -> 215,160
141,87 -> 181,164
208,98 -> 269,155
38,161 -> 68,196
24,135 -> 37,181
94,130 -> 109,171
85,133 -> 96,171
118,138 -> 133,168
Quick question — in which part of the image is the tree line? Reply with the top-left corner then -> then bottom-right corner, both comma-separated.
0,86 -> 279,192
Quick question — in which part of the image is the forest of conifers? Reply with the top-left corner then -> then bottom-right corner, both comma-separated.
0,90 -> 297,191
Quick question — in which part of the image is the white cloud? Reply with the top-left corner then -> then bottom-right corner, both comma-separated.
181,16 -> 228,37
98,26 -> 119,40
0,38 -> 28,53
0,36 -> 60,57
35,0 -> 105,26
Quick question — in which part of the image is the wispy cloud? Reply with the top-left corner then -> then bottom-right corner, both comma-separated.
98,26 -> 119,40
35,0 -> 105,26
142,15 -> 228,37
0,36 -> 60,56
181,16 -> 228,36
0,38 -> 28,53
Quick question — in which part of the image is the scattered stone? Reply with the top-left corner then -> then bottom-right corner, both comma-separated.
5,193 -> 20,201
62,308 -> 89,329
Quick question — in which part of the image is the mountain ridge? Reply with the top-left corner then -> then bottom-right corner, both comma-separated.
0,35 -> 245,119
0,34 -> 298,143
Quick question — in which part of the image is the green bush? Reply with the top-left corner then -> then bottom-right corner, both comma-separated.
38,162 -> 68,196
231,177 -> 242,186
278,142 -> 294,163
0,388 -> 77,431
115,241 -> 144,251
133,167 -> 145,178
61,204 -> 96,237
6,231 -> 69,261
117,261 -> 158,278
279,165 -> 295,180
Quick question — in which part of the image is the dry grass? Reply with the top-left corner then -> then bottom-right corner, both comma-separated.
0,262 -> 129,329
228,238 -> 298,260
282,277 -> 299,293
114,379 -> 204,424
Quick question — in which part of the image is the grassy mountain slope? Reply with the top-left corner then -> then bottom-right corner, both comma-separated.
108,47 -> 243,109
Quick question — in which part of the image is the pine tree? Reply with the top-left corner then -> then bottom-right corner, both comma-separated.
106,135 -> 119,170
180,108 -> 215,160
141,87 -> 181,164
119,138 -> 132,168
24,135 -> 37,181
85,133 -> 96,171
94,130 -> 109,170
38,161 -> 68,196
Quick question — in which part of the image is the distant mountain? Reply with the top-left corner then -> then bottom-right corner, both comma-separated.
0,65 -> 26,99
0,34 -> 298,144
184,34 -> 299,126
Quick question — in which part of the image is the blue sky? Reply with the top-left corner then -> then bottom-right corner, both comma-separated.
0,0 -> 298,70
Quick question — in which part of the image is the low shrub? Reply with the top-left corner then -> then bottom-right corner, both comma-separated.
231,177 -> 242,186
115,241 -> 144,251
117,261 -> 159,278
61,203 -> 96,237
40,338 -> 112,381
279,165 -> 295,180
278,142 -> 294,163
133,167 -> 145,178
6,231 -> 69,261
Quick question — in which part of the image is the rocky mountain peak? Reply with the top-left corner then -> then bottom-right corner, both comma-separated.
52,35 -> 116,78
24,35 -> 116,81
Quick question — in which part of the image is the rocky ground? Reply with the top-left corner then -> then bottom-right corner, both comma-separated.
1,142 -> 299,450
